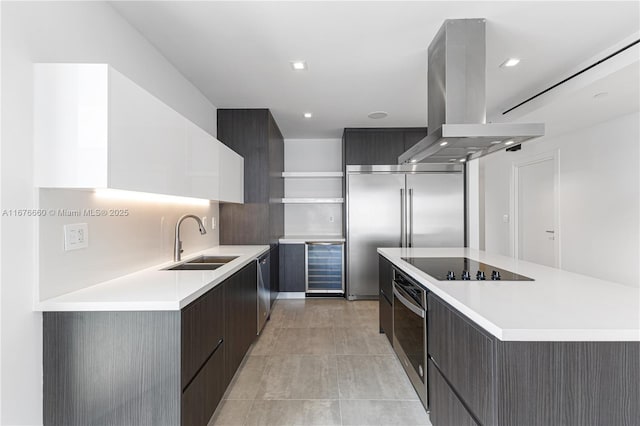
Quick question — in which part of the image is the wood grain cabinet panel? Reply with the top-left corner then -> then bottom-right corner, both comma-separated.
426,291 -> 640,426
44,262 -> 259,426
428,294 -> 496,426
181,344 -> 226,426
224,261 -> 258,384
428,359 -> 479,426
378,255 -> 393,345
496,341 -> 640,426
342,127 -> 428,166
269,245 -> 280,307
279,244 -> 305,292
181,284 -> 224,390
217,109 -> 284,246
43,311 -> 181,426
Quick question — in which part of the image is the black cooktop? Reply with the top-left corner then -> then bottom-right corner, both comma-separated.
402,257 -> 533,281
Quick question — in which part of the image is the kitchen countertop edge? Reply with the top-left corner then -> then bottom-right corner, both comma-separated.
36,245 -> 270,312
378,247 -> 640,342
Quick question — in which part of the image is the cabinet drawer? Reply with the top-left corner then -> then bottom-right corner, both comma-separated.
181,343 -> 225,426
427,294 -> 495,425
428,359 -> 479,426
181,285 -> 224,389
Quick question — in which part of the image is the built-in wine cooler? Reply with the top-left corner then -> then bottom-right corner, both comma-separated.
305,242 -> 344,295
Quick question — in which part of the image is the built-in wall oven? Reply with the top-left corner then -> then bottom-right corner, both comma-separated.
392,268 -> 427,408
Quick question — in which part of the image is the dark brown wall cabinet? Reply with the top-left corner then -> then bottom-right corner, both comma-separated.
217,109 -> 283,303
378,255 -> 393,345
427,293 -> 640,426
44,262 -> 258,426
279,243 -> 305,292
342,127 -> 427,166
217,109 -> 284,246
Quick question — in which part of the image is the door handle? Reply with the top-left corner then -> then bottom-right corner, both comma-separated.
393,286 -> 425,318
408,188 -> 414,247
400,189 -> 406,247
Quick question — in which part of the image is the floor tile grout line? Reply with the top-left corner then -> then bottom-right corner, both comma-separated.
241,353 -> 273,425
335,347 -> 343,426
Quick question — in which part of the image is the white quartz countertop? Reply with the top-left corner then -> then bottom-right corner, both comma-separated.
279,235 -> 345,243
36,245 -> 269,312
378,247 -> 640,342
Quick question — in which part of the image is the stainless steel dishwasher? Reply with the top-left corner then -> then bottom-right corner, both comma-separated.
257,252 -> 270,334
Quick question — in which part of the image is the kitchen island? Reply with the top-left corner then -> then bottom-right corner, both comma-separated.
378,247 -> 639,426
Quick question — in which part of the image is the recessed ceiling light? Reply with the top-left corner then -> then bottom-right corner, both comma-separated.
440,141 -> 448,147
490,140 -> 502,145
504,140 -> 515,146
303,112 -> 312,118
593,92 -> 609,99
449,159 -> 456,162
368,111 -> 388,119
290,60 -> 307,71
500,58 -> 520,68
410,159 -> 417,163
459,158 -> 466,163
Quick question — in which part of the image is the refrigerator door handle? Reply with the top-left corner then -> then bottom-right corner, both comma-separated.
408,188 -> 414,247
400,188 -> 406,247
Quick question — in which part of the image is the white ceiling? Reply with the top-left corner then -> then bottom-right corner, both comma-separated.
111,1 -> 640,138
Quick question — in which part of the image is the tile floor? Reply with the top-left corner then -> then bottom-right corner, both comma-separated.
209,298 -> 432,426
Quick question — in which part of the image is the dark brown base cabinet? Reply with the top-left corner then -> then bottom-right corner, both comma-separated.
43,262 -> 258,426
279,243 -> 305,292
427,293 -> 640,426
378,255 -> 393,345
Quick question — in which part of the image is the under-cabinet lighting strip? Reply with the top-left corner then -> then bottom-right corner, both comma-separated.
94,189 -> 211,206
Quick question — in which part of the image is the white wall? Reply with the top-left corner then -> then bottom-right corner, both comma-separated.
482,111 -> 639,287
38,190 -> 219,300
1,2 -> 218,424
284,139 -> 343,235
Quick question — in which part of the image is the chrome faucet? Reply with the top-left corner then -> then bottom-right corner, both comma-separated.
174,214 -> 207,261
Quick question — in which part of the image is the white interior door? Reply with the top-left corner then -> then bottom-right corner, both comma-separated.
516,157 -> 558,267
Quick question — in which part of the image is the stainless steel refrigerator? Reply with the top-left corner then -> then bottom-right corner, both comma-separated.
346,164 -> 465,299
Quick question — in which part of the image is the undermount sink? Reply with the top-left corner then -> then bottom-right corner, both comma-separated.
163,255 -> 239,271
185,255 -> 238,264
166,263 -> 224,271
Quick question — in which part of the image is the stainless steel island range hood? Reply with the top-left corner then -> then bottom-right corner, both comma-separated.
399,19 -> 544,164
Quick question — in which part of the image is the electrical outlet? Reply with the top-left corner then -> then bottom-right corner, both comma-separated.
64,223 -> 89,251
329,216 -> 334,223
503,214 -> 510,223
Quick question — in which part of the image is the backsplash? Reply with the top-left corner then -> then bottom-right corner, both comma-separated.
38,188 -> 220,300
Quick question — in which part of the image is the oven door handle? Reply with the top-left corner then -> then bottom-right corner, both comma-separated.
393,285 -> 425,318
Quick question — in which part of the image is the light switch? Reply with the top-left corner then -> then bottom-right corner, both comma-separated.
212,217 -> 216,230
502,214 -> 510,223
64,223 -> 89,251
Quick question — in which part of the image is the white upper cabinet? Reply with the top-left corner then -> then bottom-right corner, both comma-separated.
218,143 -> 244,203
34,63 -> 243,203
